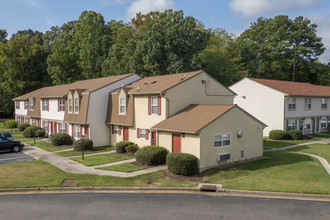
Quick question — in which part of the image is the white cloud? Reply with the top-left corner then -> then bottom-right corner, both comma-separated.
126,0 -> 175,19
229,0 -> 321,17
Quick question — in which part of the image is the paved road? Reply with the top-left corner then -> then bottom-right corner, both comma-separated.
0,151 -> 34,165
0,193 -> 329,219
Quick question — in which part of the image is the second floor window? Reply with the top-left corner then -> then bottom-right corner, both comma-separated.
119,98 -> 126,115
15,102 -> 20,109
24,101 -> 28,110
29,100 -> 34,111
304,98 -> 311,110
42,99 -> 49,111
321,98 -> 327,110
288,98 -> 296,110
74,98 -> 79,113
58,99 -> 65,111
68,99 -> 73,113
151,97 -> 158,115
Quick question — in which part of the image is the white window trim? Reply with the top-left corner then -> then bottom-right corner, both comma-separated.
119,98 -> 126,115
321,117 -> 327,128
29,99 -> 34,111
15,102 -> 20,109
114,125 -> 119,135
42,99 -> 48,111
59,122 -> 65,133
288,98 -> 296,111
139,128 -> 146,139
304,98 -> 312,111
321,98 -> 327,110
24,101 -> 28,110
74,98 -> 79,114
68,98 -> 73,114
59,99 -> 65,112
73,124 -> 81,138
213,133 -> 231,148
151,96 -> 158,115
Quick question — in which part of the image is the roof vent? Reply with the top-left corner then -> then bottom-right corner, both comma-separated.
151,81 -> 156,84
137,86 -> 139,91
305,89 -> 312,92
144,82 -> 149,85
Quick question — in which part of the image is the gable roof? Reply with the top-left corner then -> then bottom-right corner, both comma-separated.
248,78 -> 330,97
13,73 -> 135,100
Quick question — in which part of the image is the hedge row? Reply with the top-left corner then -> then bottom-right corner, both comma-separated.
23,126 -> 42,138
269,129 -> 302,140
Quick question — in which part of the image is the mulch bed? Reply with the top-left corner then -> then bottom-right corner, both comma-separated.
163,170 -> 205,182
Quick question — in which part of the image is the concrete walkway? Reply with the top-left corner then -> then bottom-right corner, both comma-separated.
22,144 -> 166,178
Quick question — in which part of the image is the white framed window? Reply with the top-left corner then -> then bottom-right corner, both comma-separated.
15,102 -> 20,109
42,99 -> 48,111
321,117 -> 327,128
321,98 -> 327,110
213,133 -> 231,148
74,98 -> 79,113
304,98 -> 312,110
119,98 -> 126,115
24,101 -> 28,110
114,125 -> 119,135
59,122 -> 66,133
32,119 -> 36,126
151,96 -> 158,115
73,124 -> 81,138
288,98 -> 296,110
304,121 -> 311,130
43,121 -> 48,135
287,119 -> 296,131
68,98 -> 73,113
29,99 -> 34,111
59,99 -> 65,111
139,128 -> 146,139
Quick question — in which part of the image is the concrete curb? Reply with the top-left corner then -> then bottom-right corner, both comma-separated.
0,187 -> 330,202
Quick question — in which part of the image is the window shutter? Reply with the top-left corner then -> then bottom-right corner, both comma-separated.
148,97 -> 151,115
158,96 -> 161,115
85,126 -> 89,138
47,99 -> 49,111
137,128 -> 140,138
146,129 -> 149,140
80,126 -> 82,138
48,121 -> 50,134
72,124 -> 74,137
112,125 -> 114,134
119,127 -> 121,136
58,99 -> 60,112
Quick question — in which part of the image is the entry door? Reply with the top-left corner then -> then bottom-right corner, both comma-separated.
172,134 -> 181,153
151,131 -> 156,145
123,127 -> 129,141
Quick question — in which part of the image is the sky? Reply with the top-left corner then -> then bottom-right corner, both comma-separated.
1,0 -> 330,63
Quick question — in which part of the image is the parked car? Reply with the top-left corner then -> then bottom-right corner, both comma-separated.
0,131 -> 14,140
0,137 -> 24,153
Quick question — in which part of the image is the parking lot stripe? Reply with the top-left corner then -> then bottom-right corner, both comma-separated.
0,156 -> 31,161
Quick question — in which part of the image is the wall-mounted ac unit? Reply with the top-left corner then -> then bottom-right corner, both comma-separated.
216,153 -> 230,162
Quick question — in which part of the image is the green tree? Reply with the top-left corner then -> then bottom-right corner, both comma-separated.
0,29 -> 7,43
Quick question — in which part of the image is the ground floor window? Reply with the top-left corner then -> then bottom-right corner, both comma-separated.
59,122 -> 66,133
286,119 -> 296,131
139,128 -> 146,139
114,125 -> 119,135
43,121 -> 48,135
213,133 -> 231,148
304,121 -> 311,130
73,124 -> 81,138
321,117 -> 327,128
32,119 -> 36,126
241,150 -> 244,158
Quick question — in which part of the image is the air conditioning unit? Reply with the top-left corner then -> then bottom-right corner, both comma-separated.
216,153 -> 230,162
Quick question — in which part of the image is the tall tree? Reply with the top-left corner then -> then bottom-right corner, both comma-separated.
0,29 -> 7,43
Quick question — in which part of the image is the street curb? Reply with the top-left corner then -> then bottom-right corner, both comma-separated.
0,187 -> 330,202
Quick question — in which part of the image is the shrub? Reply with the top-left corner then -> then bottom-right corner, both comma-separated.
23,126 -> 42,138
135,145 -> 168,166
166,153 -> 199,176
125,144 -> 139,153
35,129 -> 45,137
287,130 -> 302,140
50,133 -> 72,146
269,130 -> 291,140
6,120 -> 18,129
115,141 -> 134,153
73,139 -> 93,151
18,123 -> 31,131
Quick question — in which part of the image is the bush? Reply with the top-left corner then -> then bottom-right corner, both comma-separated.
166,153 -> 199,176
23,126 -> 42,138
287,130 -> 302,140
50,133 -> 72,146
125,144 -> 139,153
35,129 -> 45,137
115,141 -> 134,153
269,130 -> 291,140
6,120 -> 18,129
73,139 -> 93,151
135,145 -> 168,166
18,123 -> 31,131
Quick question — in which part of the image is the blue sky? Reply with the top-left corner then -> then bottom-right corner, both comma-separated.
1,0 -> 330,62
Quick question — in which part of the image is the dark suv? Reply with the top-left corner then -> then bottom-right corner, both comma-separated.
0,132 -> 14,140
0,137 -> 24,153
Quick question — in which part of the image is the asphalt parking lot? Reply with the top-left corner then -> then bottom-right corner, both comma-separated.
0,151 -> 34,165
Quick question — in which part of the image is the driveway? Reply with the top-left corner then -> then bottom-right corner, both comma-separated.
0,151 -> 34,165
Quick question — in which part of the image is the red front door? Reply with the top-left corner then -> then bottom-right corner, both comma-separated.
151,130 -> 156,145
123,127 -> 129,141
172,134 -> 181,153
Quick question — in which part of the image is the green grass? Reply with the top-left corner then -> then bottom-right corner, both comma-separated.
56,146 -> 115,157
263,138 -> 320,149
310,133 -> 330,138
28,141 -> 72,152
71,153 -> 132,166
287,144 -> 330,163
97,163 -> 147,173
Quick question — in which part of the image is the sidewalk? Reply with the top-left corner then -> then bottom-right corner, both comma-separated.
22,144 -> 166,178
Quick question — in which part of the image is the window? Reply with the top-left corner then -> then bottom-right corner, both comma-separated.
24,101 -> 28,110
42,99 -> 48,111
287,119 -> 296,131
151,96 -> 158,115
114,125 -> 119,135
119,98 -> 126,115
68,99 -> 73,113
59,122 -> 66,133
29,100 -> 34,111
321,98 -> 327,110
59,99 -> 65,111
241,150 -> 244,158
304,98 -> 312,110
43,121 -> 48,135
321,117 -> 327,128
213,133 -> 231,148
73,124 -> 81,138
304,121 -> 311,130
15,102 -> 20,109
74,98 -> 79,113
139,128 -> 146,139
32,119 -> 36,126
288,98 -> 296,110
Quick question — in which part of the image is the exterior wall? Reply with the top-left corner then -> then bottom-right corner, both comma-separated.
285,96 -> 330,118
110,127 -> 124,146
230,78 -> 283,136
87,74 -> 141,147
40,99 -> 65,121
15,101 -> 28,116
165,72 -> 234,117
199,107 -> 264,171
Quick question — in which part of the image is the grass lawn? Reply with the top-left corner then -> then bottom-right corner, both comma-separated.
287,144 -> 330,163
56,146 -> 115,157
71,153 -> 132,166
310,133 -> 330,138
28,141 -> 72,152
263,138 -> 320,149
97,163 -> 147,173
